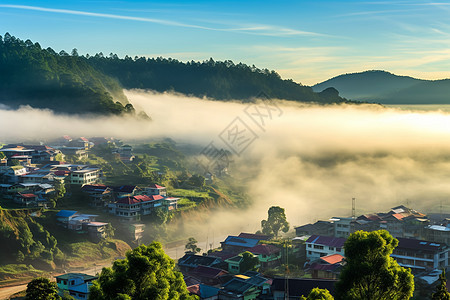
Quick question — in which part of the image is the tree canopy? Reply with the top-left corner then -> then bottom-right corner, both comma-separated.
302,288 -> 335,300
185,237 -> 201,253
26,277 -> 60,300
261,206 -> 289,237
335,230 -> 414,300
89,242 -> 197,300
432,270 -> 450,300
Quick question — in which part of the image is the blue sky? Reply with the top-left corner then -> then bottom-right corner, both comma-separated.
1,0 -> 450,85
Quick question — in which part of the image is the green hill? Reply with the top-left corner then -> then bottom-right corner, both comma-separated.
0,33 -> 356,115
313,70 -> 450,104
87,55 -> 352,104
0,33 -> 132,115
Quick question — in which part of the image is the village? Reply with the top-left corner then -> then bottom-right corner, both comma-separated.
0,138 -> 449,299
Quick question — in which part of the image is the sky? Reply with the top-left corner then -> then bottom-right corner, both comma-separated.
2,0 -> 450,85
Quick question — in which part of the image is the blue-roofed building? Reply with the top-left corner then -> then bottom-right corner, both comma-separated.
220,236 -> 261,254
56,210 -> 78,225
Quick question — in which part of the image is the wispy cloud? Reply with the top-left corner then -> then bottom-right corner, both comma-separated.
0,4 -> 324,37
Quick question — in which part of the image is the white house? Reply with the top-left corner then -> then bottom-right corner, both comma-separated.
305,235 -> 346,261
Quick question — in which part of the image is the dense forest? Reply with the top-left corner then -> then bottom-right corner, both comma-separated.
0,33 -> 353,116
0,33 -> 133,115
87,54 -> 349,103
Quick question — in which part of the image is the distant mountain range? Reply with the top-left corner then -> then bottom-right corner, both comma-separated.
313,70 -> 450,104
0,33 -> 354,116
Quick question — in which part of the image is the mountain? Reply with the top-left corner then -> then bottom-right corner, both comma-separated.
0,33 -> 134,115
313,70 -> 450,104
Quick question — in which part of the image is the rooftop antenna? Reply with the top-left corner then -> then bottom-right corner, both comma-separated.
352,197 -> 356,220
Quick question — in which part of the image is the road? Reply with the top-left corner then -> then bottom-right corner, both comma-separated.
0,234 -> 229,299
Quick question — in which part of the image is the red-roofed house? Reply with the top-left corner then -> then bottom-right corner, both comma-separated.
142,184 -> 167,196
308,253 -> 345,280
187,265 -> 228,286
247,244 -> 281,270
13,193 -> 38,206
108,194 -> 178,220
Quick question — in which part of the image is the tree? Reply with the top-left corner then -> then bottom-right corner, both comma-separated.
261,206 -> 289,238
240,251 -> 259,273
432,270 -> 450,300
185,237 -> 201,253
105,223 -> 115,238
26,277 -> 60,300
335,230 -> 414,300
301,288 -> 334,300
89,242 -> 196,300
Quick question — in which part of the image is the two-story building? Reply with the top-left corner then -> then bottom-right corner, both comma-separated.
391,238 -> 449,272
305,235 -> 346,261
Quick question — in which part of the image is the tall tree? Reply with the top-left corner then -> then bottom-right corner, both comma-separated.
261,206 -> 289,238
89,242 -> 196,300
240,251 -> 259,273
185,237 -> 200,253
26,277 -> 60,300
335,230 -> 414,300
432,270 -> 450,300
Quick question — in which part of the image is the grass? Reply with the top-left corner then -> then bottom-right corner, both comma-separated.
169,189 -> 210,199
0,264 -> 44,287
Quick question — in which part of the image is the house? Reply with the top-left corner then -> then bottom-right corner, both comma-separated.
129,223 -> 145,243
70,167 -> 101,185
187,284 -> 220,300
1,144 -> 63,164
178,254 -> 223,273
0,165 -> 28,183
142,184 -> 167,196
247,244 -> 281,270
60,147 -> 88,160
188,265 -> 228,286
108,194 -> 179,220
113,185 -> 139,197
13,193 -> 38,206
217,276 -> 264,300
80,184 -> 113,208
68,214 -> 98,231
220,236 -> 261,254
55,273 -> 97,300
391,238 -> 449,272
330,217 -> 353,238
271,278 -> 337,300
67,137 -> 90,150
295,221 -> 334,237
305,235 -> 346,261
85,222 -> 108,240
309,254 -> 344,280
56,210 -> 78,225
113,144 -> 135,163
424,224 -> 450,245
21,171 -> 54,184
225,252 -> 259,275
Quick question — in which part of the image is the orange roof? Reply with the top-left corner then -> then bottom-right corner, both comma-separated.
320,254 -> 344,265
392,213 -> 405,220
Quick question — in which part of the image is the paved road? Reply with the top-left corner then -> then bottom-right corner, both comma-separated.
0,234 -> 229,299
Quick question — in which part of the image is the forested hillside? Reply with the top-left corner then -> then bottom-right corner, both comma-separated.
0,33 -> 354,114
88,55 -> 349,103
0,33 -> 132,115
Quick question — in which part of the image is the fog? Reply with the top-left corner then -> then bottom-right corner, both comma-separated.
1,90 -> 450,238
